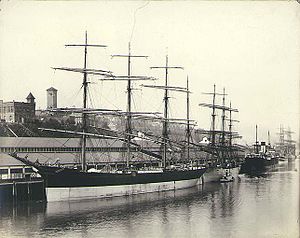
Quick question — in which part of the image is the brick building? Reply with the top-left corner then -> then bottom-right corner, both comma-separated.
0,93 -> 36,123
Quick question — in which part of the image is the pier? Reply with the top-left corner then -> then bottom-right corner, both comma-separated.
0,179 -> 46,204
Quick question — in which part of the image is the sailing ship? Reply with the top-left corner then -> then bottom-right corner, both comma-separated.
10,32 -> 207,202
199,85 -> 242,183
275,125 -> 296,161
240,125 -> 279,174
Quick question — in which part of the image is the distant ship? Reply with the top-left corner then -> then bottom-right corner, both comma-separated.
275,125 -> 296,162
240,126 -> 279,174
11,33 -> 206,202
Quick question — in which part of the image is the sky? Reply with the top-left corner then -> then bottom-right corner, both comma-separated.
0,1 -> 299,147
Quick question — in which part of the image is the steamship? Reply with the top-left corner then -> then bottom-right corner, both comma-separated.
240,127 -> 279,174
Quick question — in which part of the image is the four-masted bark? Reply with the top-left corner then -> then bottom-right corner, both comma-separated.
10,32 -> 207,202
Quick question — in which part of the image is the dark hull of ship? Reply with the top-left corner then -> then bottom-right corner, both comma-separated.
37,165 -> 207,187
11,154 -> 207,202
240,156 -> 279,174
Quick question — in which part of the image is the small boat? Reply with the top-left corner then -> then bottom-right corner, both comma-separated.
219,169 -> 234,183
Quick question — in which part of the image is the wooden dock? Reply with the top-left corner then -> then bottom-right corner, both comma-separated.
0,179 -> 46,204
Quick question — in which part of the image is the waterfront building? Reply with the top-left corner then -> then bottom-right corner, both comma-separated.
0,137 -> 162,180
0,93 -> 36,123
0,153 -> 38,180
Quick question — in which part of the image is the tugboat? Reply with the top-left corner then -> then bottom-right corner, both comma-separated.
219,169 -> 234,183
240,126 -> 279,174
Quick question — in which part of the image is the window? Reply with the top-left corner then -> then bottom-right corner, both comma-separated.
25,168 -> 33,173
11,173 -> 23,179
0,169 -> 8,174
10,168 -> 23,173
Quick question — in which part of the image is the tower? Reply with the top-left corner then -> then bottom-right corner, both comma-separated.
46,87 -> 57,109
26,92 -> 35,104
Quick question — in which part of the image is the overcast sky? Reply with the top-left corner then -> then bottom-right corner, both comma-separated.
0,1 -> 299,146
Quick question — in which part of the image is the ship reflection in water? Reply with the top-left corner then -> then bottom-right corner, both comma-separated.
0,160 -> 299,238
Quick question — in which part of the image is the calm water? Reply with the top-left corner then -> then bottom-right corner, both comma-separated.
0,160 -> 299,238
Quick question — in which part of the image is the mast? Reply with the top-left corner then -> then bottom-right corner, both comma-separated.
127,43 -> 132,168
150,55 -> 184,168
228,101 -> 233,160
212,84 -> 216,146
229,102 -> 233,151
111,43 -> 149,168
221,87 -> 226,163
81,31 -> 88,172
255,125 -> 259,154
186,76 -> 190,165
163,55 -> 169,168
62,31 -> 107,171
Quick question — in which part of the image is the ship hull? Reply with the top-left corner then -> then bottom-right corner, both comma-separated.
10,154 -> 207,202
43,168 -> 206,202
240,156 -> 278,174
46,177 -> 202,202
38,166 -> 206,187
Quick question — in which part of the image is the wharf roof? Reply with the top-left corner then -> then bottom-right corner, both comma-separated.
0,137 -> 123,148
0,137 -> 159,148
0,137 -> 161,166
0,153 -> 26,166
0,151 -> 160,167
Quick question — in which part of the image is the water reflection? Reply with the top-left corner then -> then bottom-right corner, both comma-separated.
0,160 -> 298,238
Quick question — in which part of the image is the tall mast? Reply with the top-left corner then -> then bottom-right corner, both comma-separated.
186,76 -> 190,164
221,87 -> 226,163
255,125 -> 259,154
80,31 -> 89,171
212,84 -> 216,146
228,101 -> 233,160
163,55 -> 169,168
127,43 -> 131,168
229,102 -> 232,149
268,130 -> 270,146
151,55 -> 183,168
63,31 -> 107,171
111,43 -> 148,168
